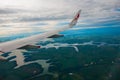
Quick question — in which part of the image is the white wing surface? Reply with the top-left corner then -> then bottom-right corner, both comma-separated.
0,10 -> 81,60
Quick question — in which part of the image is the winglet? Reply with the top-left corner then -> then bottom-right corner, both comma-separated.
70,10 -> 81,27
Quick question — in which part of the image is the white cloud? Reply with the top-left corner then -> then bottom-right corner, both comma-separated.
0,0 -> 119,36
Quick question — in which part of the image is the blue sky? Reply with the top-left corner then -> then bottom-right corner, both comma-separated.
0,0 -> 119,36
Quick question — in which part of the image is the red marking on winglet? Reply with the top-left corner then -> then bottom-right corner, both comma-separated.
75,13 -> 80,20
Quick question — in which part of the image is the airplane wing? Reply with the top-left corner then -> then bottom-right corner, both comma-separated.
0,10 -> 81,60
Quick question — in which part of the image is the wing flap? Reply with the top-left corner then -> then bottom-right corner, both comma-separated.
19,45 -> 41,49
48,34 -> 64,38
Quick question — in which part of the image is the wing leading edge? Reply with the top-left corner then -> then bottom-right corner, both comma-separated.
0,10 -> 81,54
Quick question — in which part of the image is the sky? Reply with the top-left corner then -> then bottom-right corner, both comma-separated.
0,0 -> 120,36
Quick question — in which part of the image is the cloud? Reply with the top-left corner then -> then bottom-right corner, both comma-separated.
0,8 -> 16,14
0,0 -> 119,36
